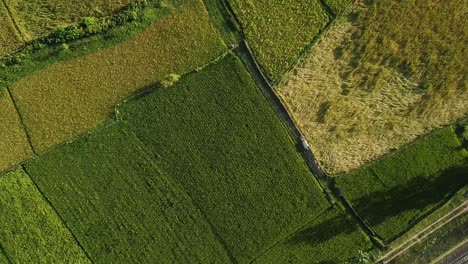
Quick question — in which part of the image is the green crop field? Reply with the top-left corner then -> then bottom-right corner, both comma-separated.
323,0 -> 352,16
0,89 -> 32,172
4,0 -> 132,40
228,0 -> 329,82
119,54 -> 330,262
0,168 -> 89,263
9,0 -> 225,153
277,0 -> 468,174
334,126 -> 468,242
253,207 -> 372,263
0,2 -> 23,56
25,123 -> 231,263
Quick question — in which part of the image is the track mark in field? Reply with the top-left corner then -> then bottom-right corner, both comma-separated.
21,165 -> 95,264
377,201 -> 468,263
0,0 -> 27,43
5,87 -> 36,155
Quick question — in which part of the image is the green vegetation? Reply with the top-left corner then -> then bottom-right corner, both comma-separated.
202,0 -> 239,46
334,126 -> 468,242
391,213 -> 467,264
324,0 -> 353,16
25,123 -> 231,263
253,207 -> 372,263
8,0 -> 225,153
0,168 -> 89,263
0,2 -> 23,56
120,54 -> 330,262
0,247 -> 7,264
228,0 -> 329,81
5,0 -> 133,40
0,89 -> 32,172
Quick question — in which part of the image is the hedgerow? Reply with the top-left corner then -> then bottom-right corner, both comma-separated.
228,0 -> 329,82
0,168 -> 89,263
25,124 -> 231,263
119,54 -> 330,262
334,126 -> 468,242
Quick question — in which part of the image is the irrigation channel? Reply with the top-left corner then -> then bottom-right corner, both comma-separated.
233,40 -> 382,249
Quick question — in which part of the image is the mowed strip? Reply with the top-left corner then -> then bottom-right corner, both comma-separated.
10,0 -> 226,152
24,123 -> 231,263
0,1 -> 23,56
120,54 -> 330,262
334,126 -> 468,242
0,89 -> 32,172
0,168 -> 89,263
228,0 -> 329,82
253,207 -> 372,263
5,0 -> 132,39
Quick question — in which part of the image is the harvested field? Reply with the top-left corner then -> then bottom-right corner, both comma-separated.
0,1 -> 23,56
228,0 -> 329,82
25,123 -> 231,263
4,0 -> 133,40
253,207 -> 372,263
0,168 -> 89,263
334,126 -> 468,242
0,89 -> 32,172
9,0 -> 225,153
278,1 -> 468,173
120,54 -> 330,262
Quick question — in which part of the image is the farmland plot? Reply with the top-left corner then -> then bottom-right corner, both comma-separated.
0,168 -> 89,263
0,2 -> 23,56
25,124 -> 231,263
0,89 -> 32,172
120,54 -> 330,262
323,0 -> 353,16
9,0 -> 225,153
4,0 -> 133,40
334,126 -> 468,242
253,207 -> 372,263
228,0 -> 329,82
277,0 -> 468,174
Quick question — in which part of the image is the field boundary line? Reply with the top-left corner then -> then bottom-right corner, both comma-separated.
21,165 -> 95,264
248,208 -> 331,263
0,0 -> 27,43
5,86 -> 36,155
376,201 -> 468,263
0,242 -> 13,264
430,239 -> 468,264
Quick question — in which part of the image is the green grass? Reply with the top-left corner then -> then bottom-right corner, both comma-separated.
253,206 -> 372,263
0,168 -> 89,263
7,0 -> 225,153
323,0 -> 353,16
0,247 -> 8,264
119,54 -> 330,262
24,123 -> 231,263
228,0 -> 329,82
334,126 -> 468,242
0,1 -> 23,56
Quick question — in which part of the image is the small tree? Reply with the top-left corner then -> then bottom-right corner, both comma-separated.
161,73 -> 181,88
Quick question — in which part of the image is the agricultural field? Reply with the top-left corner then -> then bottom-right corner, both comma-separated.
25,123 -> 231,263
0,89 -> 32,172
228,0 -> 330,82
0,168 -> 89,263
323,0 -> 353,16
119,54 -> 331,262
253,207 -> 372,263
334,126 -> 468,242
9,0 -> 225,153
277,0 -> 468,174
0,1 -> 23,56
3,0 -> 133,41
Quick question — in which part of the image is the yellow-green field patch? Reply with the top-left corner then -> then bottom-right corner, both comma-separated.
0,89 -> 32,172
10,0 -> 225,152
0,1 -> 23,56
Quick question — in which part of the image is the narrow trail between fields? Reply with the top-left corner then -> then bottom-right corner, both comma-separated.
376,201 -> 468,263
431,239 -> 468,264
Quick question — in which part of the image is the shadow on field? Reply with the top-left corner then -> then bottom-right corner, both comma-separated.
349,165 -> 468,241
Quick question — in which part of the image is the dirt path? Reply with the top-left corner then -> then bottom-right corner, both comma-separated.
376,201 -> 468,263
432,240 -> 468,264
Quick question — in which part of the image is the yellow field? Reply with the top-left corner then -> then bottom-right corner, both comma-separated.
5,0 -> 133,39
0,89 -> 33,171
0,1 -> 23,56
10,0 -> 226,153
278,0 -> 468,174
